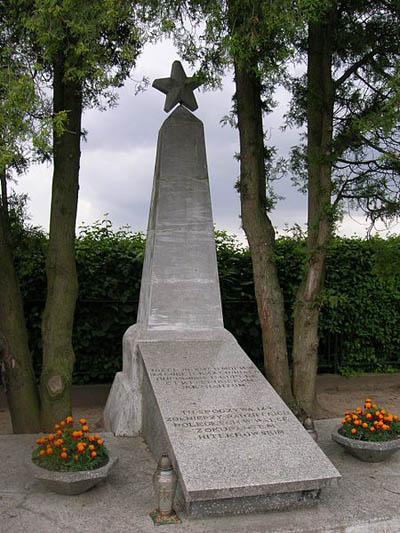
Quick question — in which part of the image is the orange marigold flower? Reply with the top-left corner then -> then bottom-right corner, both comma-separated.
370,426 -> 375,432
89,445 -> 95,451
79,418 -> 87,425
366,413 -> 372,420
354,420 -> 361,426
94,434 -> 100,440
97,439 -> 103,446
381,409 -> 386,415
60,421 -> 66,427
66,416 -> 73,424
375,411 -> 380,417
55,439 -> 63,447
365,398 -> 372,403
47,434 -> 55,441
351,428 -> 357,434
355,407 -> 362,413
60,452 -> 68,460
36,438 -> 42,445
362,423 -> 368,429
372,404 -> 377,409
344,411 -> 350,415
39,449 -> 46,456
56,430 -> 62,436
88,435 -> 95,442
82,425 -> 89,432
352,415 -> 358,420
341,419 -> 346,424
364,403 -> 372,409
54,424 -> 61,431
90,451 -> 97,458
74,454 -> 79,461
46,447 -> 53,455
62,447 -> 67,452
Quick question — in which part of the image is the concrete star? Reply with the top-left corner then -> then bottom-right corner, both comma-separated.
152,61 -> 201,113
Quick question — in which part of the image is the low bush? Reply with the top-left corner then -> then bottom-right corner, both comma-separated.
14,220 -> 400,383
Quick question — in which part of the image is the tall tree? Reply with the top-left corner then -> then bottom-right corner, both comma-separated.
32,0 -> 148,429
1,0 -> 149,431
290,0 -> 400,416
227,0 -> 296,407
171,0 -> 305,408
0,5 -> 51,432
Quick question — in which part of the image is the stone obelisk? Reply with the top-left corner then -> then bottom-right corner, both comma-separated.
104,61 -> 225,435
104,62 -> 340,518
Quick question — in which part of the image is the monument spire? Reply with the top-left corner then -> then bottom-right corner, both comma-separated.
152,60 -> 201,113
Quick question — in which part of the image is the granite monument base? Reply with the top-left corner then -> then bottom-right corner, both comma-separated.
139,333 -> 341,518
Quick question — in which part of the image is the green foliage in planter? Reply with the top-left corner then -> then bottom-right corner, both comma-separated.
339,400 -> 400,442
32,417 -> 109,471
11,216 -> 400,383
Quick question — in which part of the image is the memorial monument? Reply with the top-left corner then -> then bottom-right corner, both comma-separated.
104,61 -> 341,517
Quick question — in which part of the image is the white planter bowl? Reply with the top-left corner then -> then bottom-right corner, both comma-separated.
332,426 -> 400,462
27,455 -> 118,495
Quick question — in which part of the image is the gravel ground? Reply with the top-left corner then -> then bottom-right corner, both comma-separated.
1,373 -> 399,434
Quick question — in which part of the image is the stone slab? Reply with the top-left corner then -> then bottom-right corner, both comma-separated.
139,336 -> 341,517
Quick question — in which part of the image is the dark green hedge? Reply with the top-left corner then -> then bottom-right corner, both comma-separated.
13,220 -> 400,383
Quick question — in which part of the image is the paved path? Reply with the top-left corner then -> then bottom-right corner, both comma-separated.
1,419 -> 400,533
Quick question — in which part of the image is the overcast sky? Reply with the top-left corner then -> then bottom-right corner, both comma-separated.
15,39 -> 397,243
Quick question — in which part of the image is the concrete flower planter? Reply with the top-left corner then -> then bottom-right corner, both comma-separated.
27,455 -> 118,495
332,426 -> 400,462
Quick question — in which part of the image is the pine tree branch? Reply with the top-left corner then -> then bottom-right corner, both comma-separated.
334,51 -> 375,88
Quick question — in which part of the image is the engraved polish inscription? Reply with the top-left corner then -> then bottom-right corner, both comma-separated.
148,366 -> 290,441
166,406 -> 289,441
148,366 -> 259,389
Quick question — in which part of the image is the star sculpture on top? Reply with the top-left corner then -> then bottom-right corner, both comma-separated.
152,61 -> 202,113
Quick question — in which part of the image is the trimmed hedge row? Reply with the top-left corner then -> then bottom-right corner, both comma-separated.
13,220 -> 400,383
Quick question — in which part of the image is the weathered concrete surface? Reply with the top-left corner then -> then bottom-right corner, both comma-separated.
140,338 -> 340,517
2,420 -> 400,532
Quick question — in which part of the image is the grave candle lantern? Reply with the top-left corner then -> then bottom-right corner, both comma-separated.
152,454 -> 178,517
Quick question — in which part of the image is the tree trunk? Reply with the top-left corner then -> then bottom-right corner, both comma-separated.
292,9 -> 336,418
40,55 -> 82,430
234,59 -> 294,407
0,168 -> 40,433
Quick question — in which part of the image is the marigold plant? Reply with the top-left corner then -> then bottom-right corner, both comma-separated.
340,399 -> 400,442
32,416 -> 109,472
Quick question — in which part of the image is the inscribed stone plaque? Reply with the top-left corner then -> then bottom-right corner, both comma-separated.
139,338 -> 341,516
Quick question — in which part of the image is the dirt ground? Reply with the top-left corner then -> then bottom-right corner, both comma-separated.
1,373 -> 399,434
